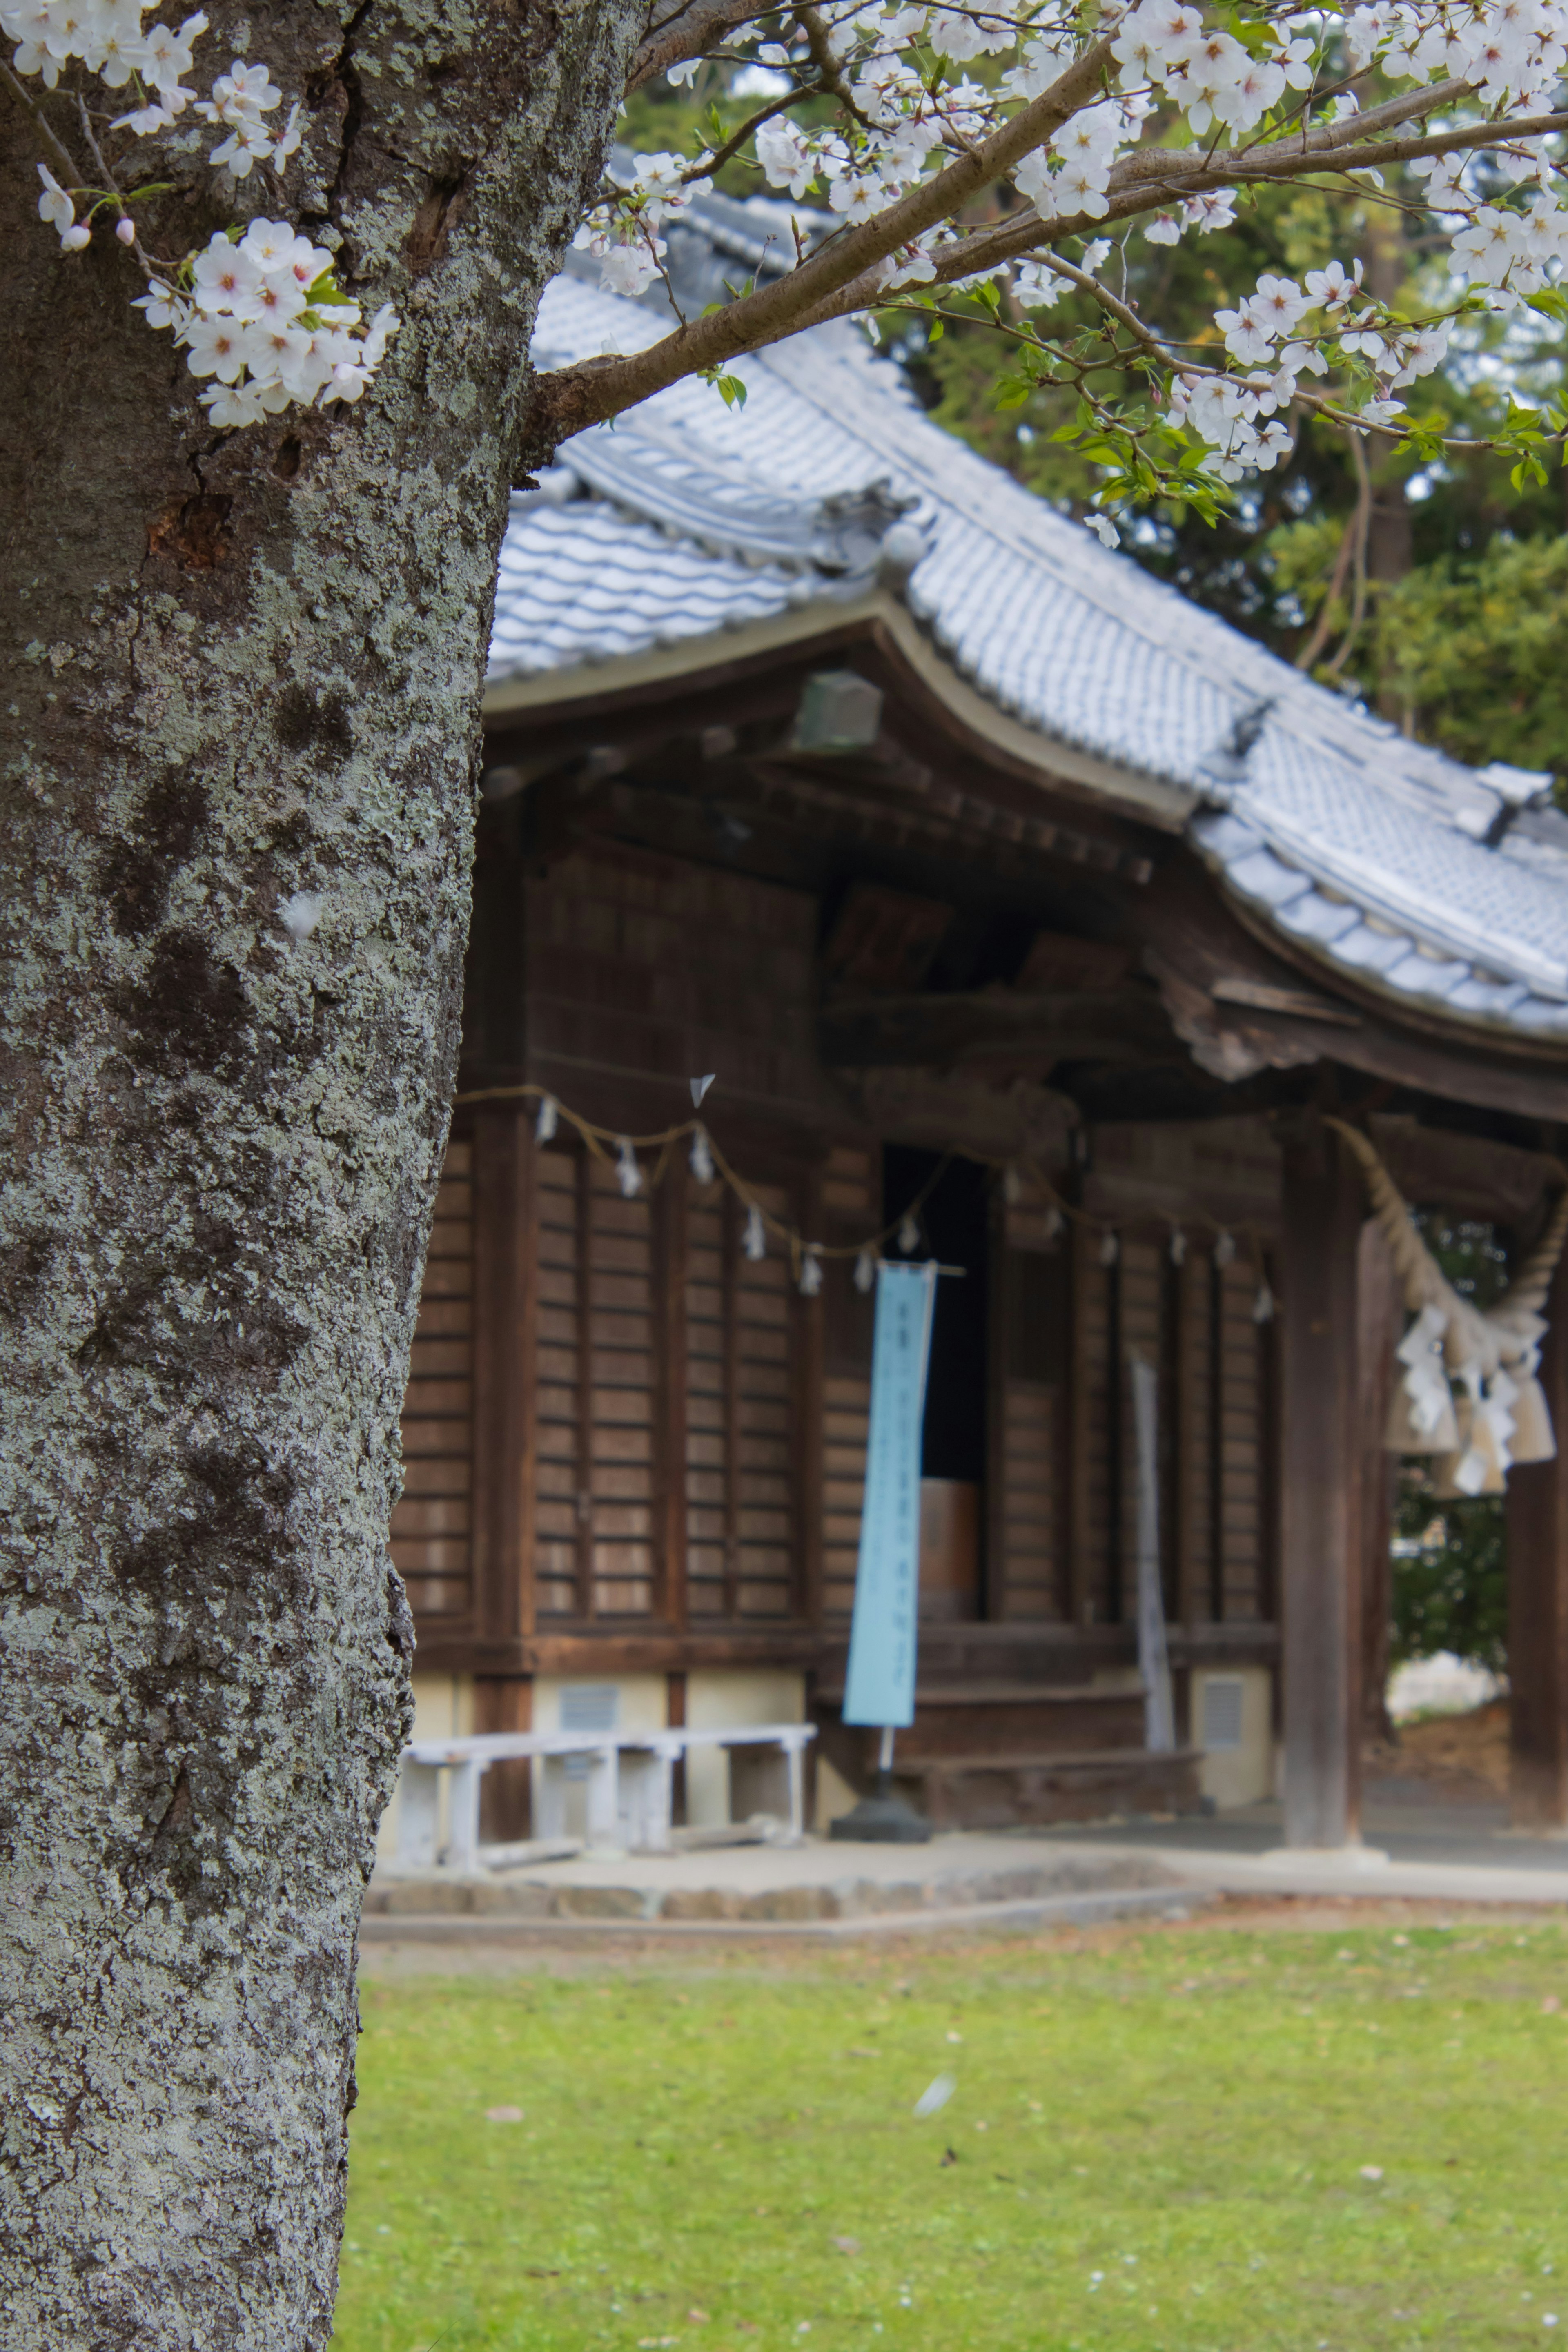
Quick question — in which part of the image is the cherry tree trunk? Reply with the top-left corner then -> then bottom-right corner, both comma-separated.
0,0 -> 639,2338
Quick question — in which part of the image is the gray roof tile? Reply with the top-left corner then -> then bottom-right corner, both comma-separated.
486,234 -> 1568,1049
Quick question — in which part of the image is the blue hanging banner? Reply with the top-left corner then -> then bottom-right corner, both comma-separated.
842,1260 -> 939,1729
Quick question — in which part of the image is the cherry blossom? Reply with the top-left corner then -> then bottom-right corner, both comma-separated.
16,0 -> 1568,482
10,0 -> 399,429
35,163 -> 74,238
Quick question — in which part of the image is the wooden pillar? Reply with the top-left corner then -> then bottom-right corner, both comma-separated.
1508,1252 -> 1568,1829
666,1668 -> 688,1829
1357,1219 -> 1401,1746
1278,1116 -> 1365,1848
471,1107 -> 535,1649
475,1675 -> 532,1841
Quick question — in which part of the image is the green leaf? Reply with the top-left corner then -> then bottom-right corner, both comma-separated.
303,271 -> 356,308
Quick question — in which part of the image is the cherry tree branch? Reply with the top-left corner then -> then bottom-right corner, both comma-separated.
76,87 -> 123,196
535,16 -> 1568,466
626,0 -> 778,93
793,3 -> 875,128
778,105 -> 1568,329
526,33 -> 1116,451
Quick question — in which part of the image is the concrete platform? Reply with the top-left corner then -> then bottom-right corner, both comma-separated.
363,1834 -> 1200,1938
361,1774 -> 1568,1940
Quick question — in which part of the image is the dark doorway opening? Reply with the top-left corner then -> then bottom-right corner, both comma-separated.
882,1147 -> 989,1481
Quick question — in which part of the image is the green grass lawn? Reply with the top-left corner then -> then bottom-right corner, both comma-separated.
333,1914 -> 1568,2352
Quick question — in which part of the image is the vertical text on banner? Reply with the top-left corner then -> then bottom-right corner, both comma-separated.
842,1261 -> 939,1729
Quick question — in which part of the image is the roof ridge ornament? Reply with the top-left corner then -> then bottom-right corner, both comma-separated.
1194,695 -> 1276,806
557,420 -> 922,589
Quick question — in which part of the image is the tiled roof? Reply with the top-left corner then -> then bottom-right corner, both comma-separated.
488,213 -> 1568,1047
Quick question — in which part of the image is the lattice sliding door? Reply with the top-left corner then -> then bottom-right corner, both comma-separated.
819,1147 -> 876,1623
1215,1255 -> 1268,1620
991,1237 -> 1071,1620
530,1145 -> 663,1620
391,1139 -> 474,1621
1071,1229 -> 1116,1626
684,1177 -> 800,1622
1062,1224 -> 1274,1628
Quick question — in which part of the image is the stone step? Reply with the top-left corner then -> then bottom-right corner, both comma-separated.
815,1684 -> 1147,1769
898,1746 -> 1204,1831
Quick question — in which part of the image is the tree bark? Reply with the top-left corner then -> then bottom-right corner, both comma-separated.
0,0 -> 641,2339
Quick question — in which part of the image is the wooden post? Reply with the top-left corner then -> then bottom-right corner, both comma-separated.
475,1675 -> 533,1842
1278,1116 -> 1365,1848
1508,1251 -> 1568,1829
666,1668 -> 688,1829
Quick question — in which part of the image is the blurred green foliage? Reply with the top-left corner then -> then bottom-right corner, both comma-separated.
1390,1216 -> 1510,1674
1391,1484 -> 1507,1676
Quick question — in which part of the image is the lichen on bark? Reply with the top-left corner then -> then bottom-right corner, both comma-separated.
0,0 -> 643,2337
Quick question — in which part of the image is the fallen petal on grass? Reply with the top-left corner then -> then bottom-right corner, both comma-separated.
913,2073 -> 956,2117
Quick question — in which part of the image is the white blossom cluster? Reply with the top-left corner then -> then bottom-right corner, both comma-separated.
135,220 -> 400,428
571,150 -> 713,296
577,0 -> 1568,507
1163,260 -> 1453,477
11,0 -> 398,428
3,0 -> 302,162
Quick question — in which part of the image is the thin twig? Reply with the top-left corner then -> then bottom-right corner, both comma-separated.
76,86 -> 123,196
1036,246 -> 1177,366
1294,461 -> 1361,671
792,3 -> 876,128
0,56 -> 82,184
1323,426 -> 1373,677
684,82 -> 819,183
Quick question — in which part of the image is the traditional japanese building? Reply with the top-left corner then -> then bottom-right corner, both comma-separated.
390,189 -> 1568,1849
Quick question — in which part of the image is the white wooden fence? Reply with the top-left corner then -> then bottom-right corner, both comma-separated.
395,1723 -> 816,1871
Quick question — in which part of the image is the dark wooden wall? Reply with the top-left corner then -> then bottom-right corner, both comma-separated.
390,1139 -> 475,1625
523,843 -> 823,1109
392,838 -> 1283,1673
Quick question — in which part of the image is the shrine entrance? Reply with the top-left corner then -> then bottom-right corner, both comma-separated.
884,1145 -> 989,1624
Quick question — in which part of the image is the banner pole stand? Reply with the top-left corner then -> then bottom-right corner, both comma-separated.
829,1722 -> 932,1844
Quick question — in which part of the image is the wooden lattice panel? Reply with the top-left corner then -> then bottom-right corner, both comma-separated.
531,1147 -> 659,1619
685,1180 -> 798,1621
1072,1237 -> 1116,1626
1175,1252 -> 1216,1622
998,1383 -> 1067,1620
822,1372 -> 870,1621
1216,1258 -> 1266,1619
391,1140 -> 474,1618
1057,1226 -> 1270,1630
532,1146 -> 580,1618
991,1240 -> 1071,1621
